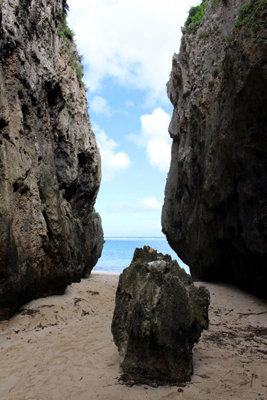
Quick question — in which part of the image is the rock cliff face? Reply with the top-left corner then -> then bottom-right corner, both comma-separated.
0,0 -> 104,319
162,0 -> 267,298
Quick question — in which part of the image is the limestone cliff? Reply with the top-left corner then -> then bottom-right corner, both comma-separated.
162,0 -> 267,297
0,0 -> 104,319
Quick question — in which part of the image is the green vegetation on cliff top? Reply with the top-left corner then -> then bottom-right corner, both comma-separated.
58,13 -> 74,40
58,1 -> 74,41
183,0 -> 265,46
63,0 -> 69,15
225,0 -> 266,43
235,0 -> 265,28
185,0 -> 207,33
57,1 -> 85,88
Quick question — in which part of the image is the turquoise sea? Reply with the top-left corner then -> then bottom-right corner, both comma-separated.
94,237 -> 190,275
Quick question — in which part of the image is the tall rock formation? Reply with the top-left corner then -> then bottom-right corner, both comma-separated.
0,0 -> 104,319
162,0 -> 267,298
112,247 -> 210,384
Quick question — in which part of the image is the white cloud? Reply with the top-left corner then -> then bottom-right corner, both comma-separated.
94,124 -> 131,181
130,108 -> 171,172
146,138 -> 171,172
140,197 -> 162,210
141,107 -> 171,140
90,96 -> 111,116
67,0 -> 200,104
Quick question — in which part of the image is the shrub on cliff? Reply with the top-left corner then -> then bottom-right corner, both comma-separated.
62,0 -> 69,16
185,1 -> 207,33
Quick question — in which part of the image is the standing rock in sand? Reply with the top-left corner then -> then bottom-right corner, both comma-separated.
162,0 -> 267,298
111,246 -> 210,384
0,0 -> 103,320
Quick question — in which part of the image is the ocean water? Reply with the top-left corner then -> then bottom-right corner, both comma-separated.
94,237 -> 190,275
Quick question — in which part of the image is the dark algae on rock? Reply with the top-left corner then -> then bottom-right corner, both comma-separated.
111,246 -> 210,384
0,0 -> 103,319
162,0 -> 267,298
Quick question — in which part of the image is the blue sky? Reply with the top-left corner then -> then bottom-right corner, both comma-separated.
67,0 -> 199,237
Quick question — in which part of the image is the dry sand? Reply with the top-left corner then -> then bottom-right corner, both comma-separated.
0,273 -> 266,400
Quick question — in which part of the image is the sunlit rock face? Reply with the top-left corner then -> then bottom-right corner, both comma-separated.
162,0 -> 267,298
0,0 -> 103,319
112,246 -> 210,384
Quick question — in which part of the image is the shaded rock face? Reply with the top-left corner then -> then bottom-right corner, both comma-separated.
162,0 -> 267,298
111,246 -> 210,384
0,0 -> 104,319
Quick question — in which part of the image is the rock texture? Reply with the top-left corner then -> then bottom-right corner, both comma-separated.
162,0 -> 267,298
0,0 -> 104,319
111,246 -> 210,384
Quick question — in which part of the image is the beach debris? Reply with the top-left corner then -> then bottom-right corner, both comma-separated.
20,308 -> 41,316
111,246 -> 210,384
74,298 -> 83,306
74,297 -> 90,306
87,290 -> 100,296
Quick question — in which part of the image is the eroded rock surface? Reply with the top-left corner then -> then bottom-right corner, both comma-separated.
162,0 -> 267,298
111,246 -> 210,384
0,0 -> 103,319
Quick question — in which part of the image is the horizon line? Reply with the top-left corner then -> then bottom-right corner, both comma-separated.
104,236 -> 166,239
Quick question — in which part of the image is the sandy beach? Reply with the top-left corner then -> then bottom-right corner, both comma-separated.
0,273 -> 266,400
